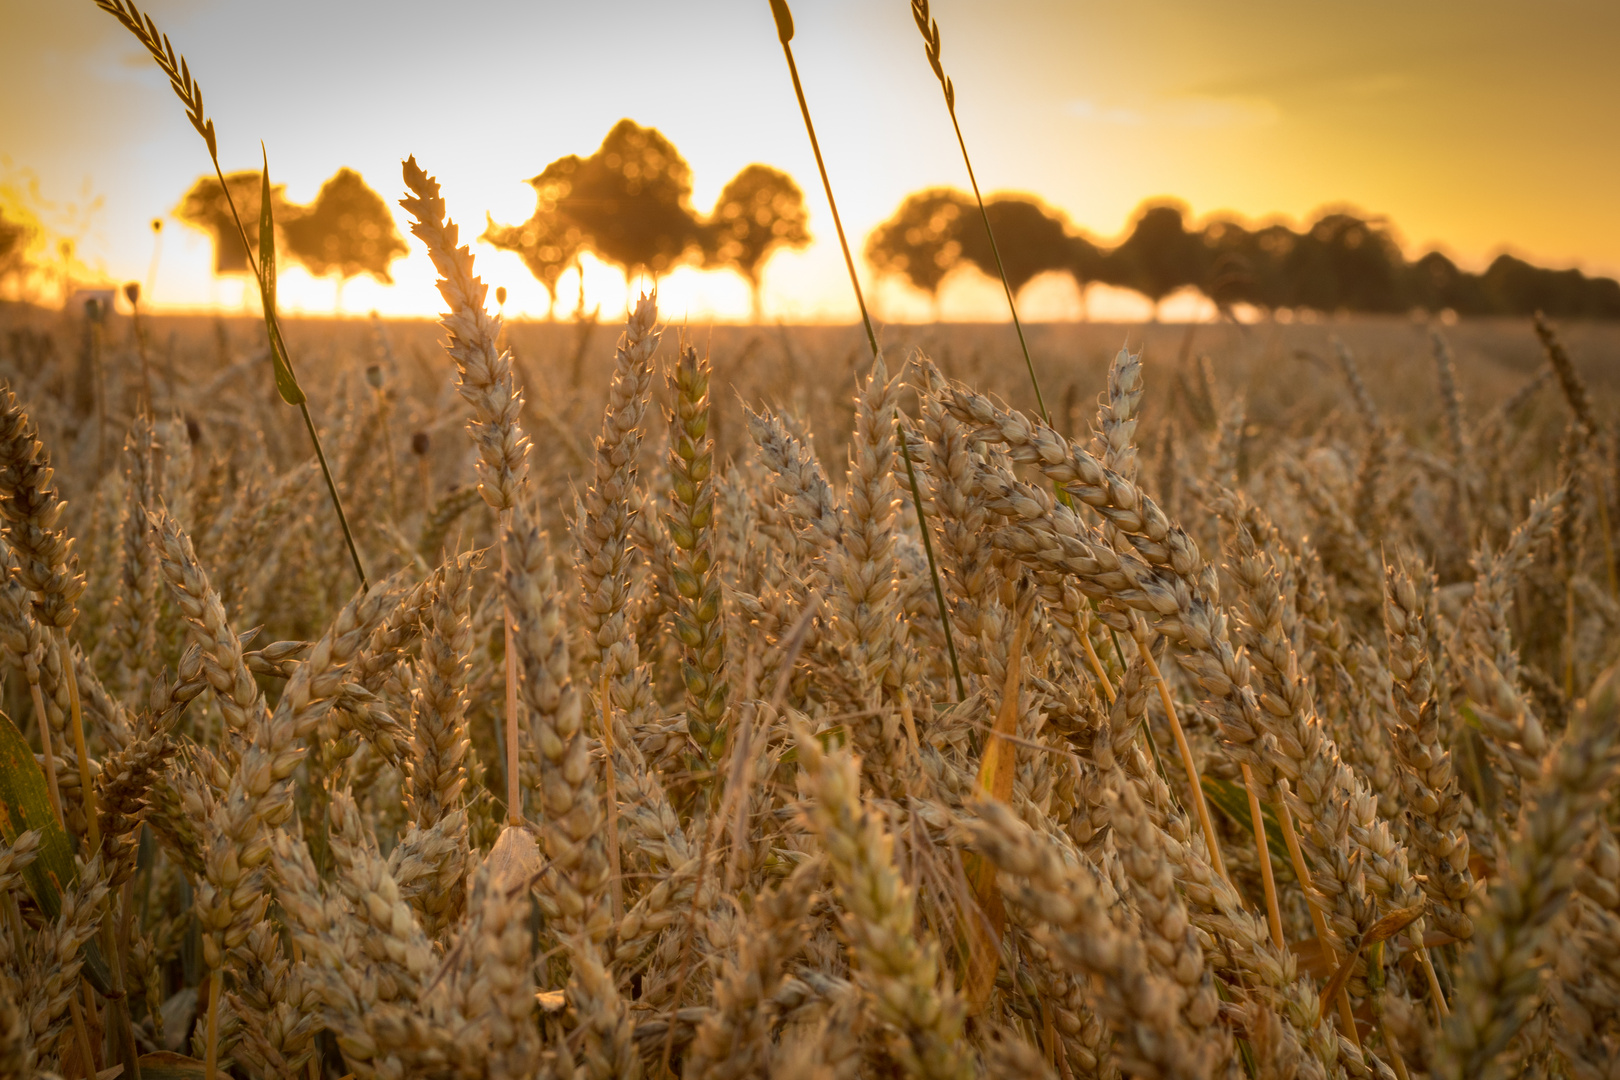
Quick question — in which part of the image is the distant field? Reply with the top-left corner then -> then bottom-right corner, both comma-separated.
5,305 -> 1612,484
3,290 -> 1619,1078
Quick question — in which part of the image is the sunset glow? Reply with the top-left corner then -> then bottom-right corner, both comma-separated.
4,0 -> 1617,321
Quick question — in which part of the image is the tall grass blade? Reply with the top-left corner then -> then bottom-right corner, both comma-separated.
767,0 -> 965,701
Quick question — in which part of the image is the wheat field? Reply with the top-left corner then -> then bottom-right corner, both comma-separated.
3,6 -> 1620,1071
2,164 -> 1619,1080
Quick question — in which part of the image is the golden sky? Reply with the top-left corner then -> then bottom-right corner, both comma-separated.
3,0 -> 1618,320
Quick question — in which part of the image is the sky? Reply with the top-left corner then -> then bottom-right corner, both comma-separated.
3,0 -> 1618,322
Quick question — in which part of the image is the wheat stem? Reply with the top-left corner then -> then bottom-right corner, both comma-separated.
68,991 -> 97,1079
1241,762 -> 1284,951
1081,633 -> 1116,704
767,0 -> 964,703
59,629 -> 99,852
203,967 -> 221,1080
27,672 -> 65,825
1276,782 -> 1362,1048
1137,624 -> 1227,884
502,520 -> 521,825
909,0 -> 1048,425
1420,949 -> 1450,1019
600,668 -> 624,923
92,0 -> 368,589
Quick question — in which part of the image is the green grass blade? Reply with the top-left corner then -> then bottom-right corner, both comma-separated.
1202,774 -> 1294,874
258,148 -> 304,406
0,709 -> 114,993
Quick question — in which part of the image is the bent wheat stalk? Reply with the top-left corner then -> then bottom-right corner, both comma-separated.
766,0 -> 964,701
92,0 -> 367,590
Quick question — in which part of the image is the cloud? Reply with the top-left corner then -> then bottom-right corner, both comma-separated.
1066,94 -> 1279,130
1065,99 -> 1145,126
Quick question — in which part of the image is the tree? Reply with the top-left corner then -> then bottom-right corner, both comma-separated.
1196,218 -> 1262,317
483,155 -> 587,319
553,119 -> 705,281
1105,202 -> 1208,318
703,164 -> 810,322
1280,212 -> 1405,314
280,168 -> 407,305
1064,234 -> 1105,318
864,188 -> 971,317
1405,251 -> 1491,315
0,205 -> 35,292
1480,254 -> 1620,318
174,170 -> 296,274
956,195 -> 1073,297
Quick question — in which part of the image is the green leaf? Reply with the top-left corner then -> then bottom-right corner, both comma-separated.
1201,774 -> 1295,874
258,148 -> 304,406
0,709 -> 76,918
0,709 -> 114,994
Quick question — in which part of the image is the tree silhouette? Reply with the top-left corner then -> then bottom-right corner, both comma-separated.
1064,234 -> 1105,317
0,206 -> 34,290
956,195 -> 1072,297
1480,254 -> 1620,318
864,188 -> 971,317
1196,218 -> 1262,317
174,170 -> 296,274
703,164 -> 810,322
1280,212 -> 1405,313
1405,251 -> 1490,315
483,155 -> 587,319
280,168 -> 407,303
862,187 -> 1620,321
1105,202 -> 1208,318
552,119 -> 704,282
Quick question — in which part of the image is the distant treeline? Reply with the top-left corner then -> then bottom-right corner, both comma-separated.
10,113 -> 1615,321
866,190 -> 1620,319
484,119 -> 809,322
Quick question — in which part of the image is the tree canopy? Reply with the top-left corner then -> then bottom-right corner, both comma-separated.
704,164 -> 809,321
552,119 -> 705,279
482,155 -> 588,314
956,195 -> 1073,296
175,167 -> 405,286
866,186 -> 1620,319
174,170 -> 295,274
280,168 -> 407,284
863,188 -> 970,308
488,120 -> 812,319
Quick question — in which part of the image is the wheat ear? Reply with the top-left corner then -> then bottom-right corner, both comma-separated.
400,155 -> 530,826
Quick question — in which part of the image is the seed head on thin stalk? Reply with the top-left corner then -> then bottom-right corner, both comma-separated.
192,571 -> 403,1079
93,0 -> 369,591
399,159 -> 529,515
1439,667 -> 1620,1080
406,553 -> 475,832
505,507 -> 611,943
910,0 -> 1050,427
0,388 -> 87,835
796,725 -> 973,1080
0,385 -> 103,929
766,0 -> 963,702
1384,560 -> 1474,942
964,799 -> 1228,1080
0,388 -> 86,632
665,340 -> 730,774
400,154 -> 530,828
576,295 -> 660,676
